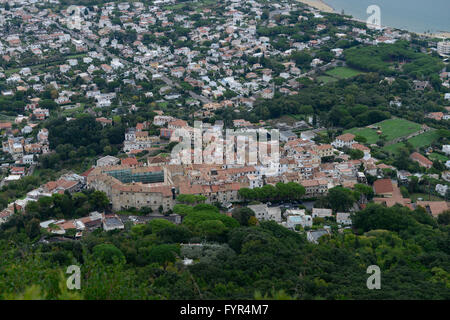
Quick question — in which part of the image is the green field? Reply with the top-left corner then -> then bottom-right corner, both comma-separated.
325,67 -> 363,79
382,143 -> 403,154
429,152 -> 448,162
410,193 -> 444,202
346,118 -> 422,144
382,129 -> 440,155
408,130 -> 440,148
345,127 -> 380,144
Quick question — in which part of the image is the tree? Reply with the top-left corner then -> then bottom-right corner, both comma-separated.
198,220 -> 227,238
92,244 -> 126,264
232,207 -> 256,226
259,184 -> 278,202
25,218 -> 40,239
238,188 -> 256,201
148,244 -> 179,268
354,184 -> 374,200
148,219 -> 174,234
355,135 -> 367,143
89,191 -> 109,211
437,211 -> 450,225
352,203 -> 422,233
349,149 -> 364,160
173,204 -> 194,217
177,194 -> 207,205
394,147 -> 411,171
326,187 -> 356,212
276,182 -> 305,201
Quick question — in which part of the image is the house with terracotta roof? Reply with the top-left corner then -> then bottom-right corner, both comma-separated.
301,179 -> 328,197
410,152 -> 433,169
315,144 -> 333,158
426,112 -> 444,121
352,143 -> 371,159
332,133 -> 355,148
121,157 -> 139,166
373,179 -> 412,208
416,201 -> 449,217
373,179 -> 394,197
168,119 -> 188,130
0,122 -> 12,130
43,179 -> 82,194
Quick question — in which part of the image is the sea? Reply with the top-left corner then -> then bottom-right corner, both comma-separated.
324,0 -> 450,34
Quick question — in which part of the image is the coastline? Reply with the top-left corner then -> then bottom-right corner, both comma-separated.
296,0 -> 335,14
297,0 -> 449,39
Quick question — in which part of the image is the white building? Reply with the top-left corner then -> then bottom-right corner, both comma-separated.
247,204 -> 282,222
247,174 -> 263,189
23,155 -> 35,165
435,184 -> 448,197
96,155 -> 120,167
437,41 -> 450,56
332,133 -> 356,148
153,115 -> 175,126
285,209 -> 312,229
336,212 -> 352,225
312,208 -> 333,218
443,145 -> 450,156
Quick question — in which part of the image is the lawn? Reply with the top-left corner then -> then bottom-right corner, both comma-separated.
325,67 -> 363,79
376,119 -> 422,141
61,106 -> 84,117
407,130 -> 440,148
429,152 -> 448,162
346,118 -> 422,144
345,127 -> 380,144
410,193 -> 444,202
382,129 -> 440,155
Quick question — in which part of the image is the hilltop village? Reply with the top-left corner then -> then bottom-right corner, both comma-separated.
0,0 -> 449,300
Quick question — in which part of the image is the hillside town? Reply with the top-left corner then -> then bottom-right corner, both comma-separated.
0,0 -> 449,302
0,0 -> 449,239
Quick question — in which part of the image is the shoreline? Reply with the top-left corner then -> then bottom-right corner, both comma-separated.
296,0 -> 450,39
296,0 -> 335,14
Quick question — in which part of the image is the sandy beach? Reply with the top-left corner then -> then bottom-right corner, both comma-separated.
418,32 -> 450,39
297,0 -> 335,13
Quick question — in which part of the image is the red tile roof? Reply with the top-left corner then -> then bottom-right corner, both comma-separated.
336,133 -> 355,142
121,157 -> 139,166
373,179 -> 394,195
410,152 -> 433,167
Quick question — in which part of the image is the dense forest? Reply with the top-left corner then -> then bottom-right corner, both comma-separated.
1,200 -> 449,300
